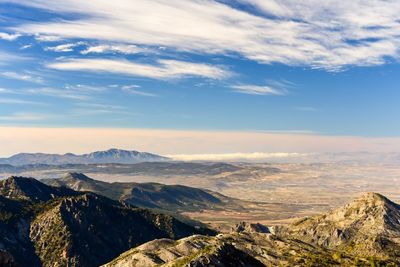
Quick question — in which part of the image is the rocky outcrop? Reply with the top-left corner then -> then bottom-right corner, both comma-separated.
287,192 -> 400,258
233,222 -> 270,234
103,235 -> 264,267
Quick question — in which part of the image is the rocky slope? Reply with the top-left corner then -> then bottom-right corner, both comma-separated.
42,172 -> 243,212
0,176 -> 213,267
105,192 -> 400,266
103,235 -> 264,267
0,148 -> 169,166
287,192 -> 400,258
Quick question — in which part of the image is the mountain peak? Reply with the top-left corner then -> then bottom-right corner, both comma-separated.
0,176 -> 78,202
289,192 -> 400,257
63,172 -> 93,181
356,192 -> 388,204
0,148 -> 169,166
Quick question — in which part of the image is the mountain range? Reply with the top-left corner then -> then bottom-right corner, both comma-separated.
105,192 -> 400,266
0,149 -> 169,166
0,176 -> 213,267
2,174 -> 400,266
42,172 -> 243,212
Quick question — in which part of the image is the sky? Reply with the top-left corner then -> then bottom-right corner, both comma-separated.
0,0 -> 400,156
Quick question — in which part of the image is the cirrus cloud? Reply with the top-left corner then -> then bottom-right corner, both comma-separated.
47,58 -> 231,80
6,0 -> 400,70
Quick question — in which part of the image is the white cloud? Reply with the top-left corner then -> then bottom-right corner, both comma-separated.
0,32 -> 21,41
25,87 -> 89,100
9,0 -> 400,70
34,34 -> 63,42
121,85 -> 157,97
20,44 -> 33,50
81,44 -> 146,54
231,84 -> 286,95
47,58 -> 230,80
45,43 -> 79,52
1,71 -> 44,84
167,152 -> 307,161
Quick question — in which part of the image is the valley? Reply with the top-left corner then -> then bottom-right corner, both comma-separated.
2,160 -> 400,227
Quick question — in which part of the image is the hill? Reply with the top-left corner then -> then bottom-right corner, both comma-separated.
0,176 -> 213,267
42,172 -> 243,212
0,148 -> 169,166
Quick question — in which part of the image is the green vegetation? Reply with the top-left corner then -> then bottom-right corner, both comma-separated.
170,245 -> 215,267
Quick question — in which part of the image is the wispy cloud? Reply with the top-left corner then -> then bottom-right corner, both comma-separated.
20,44 -> 33,50
230,84 -> 286,95
0,50 -> 30,65
25,87 -> 89,100
0,98 -> 45,105
0,32 -> 20,41
121,85 -> 158,97
45,43 -> 79,52
0,112 -> 49,122
10,0 -> 400,70
47,58 -> 231,80
0,71 -> 44,84
34,34 -> 63,42
81,44 -> 147,55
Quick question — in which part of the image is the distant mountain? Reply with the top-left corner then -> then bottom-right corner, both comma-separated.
42,172 -> 243,212
0,148 -> 170,166
0,176 -> 213,267
106,192 -> 400,266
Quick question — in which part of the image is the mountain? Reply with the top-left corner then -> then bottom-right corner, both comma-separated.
0,176 -> 214,267
287,192 -> 400,258
0,148 -> 169,166
42,172 -> 243,212
105,192 -> 400,266
0,176 -> 79,202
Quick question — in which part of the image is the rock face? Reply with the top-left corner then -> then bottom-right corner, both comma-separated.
43,172 -> 238,212
0,148 -> 169,166
0,176 -> 213,267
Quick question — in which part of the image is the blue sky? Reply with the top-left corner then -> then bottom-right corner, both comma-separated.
1,0 -> 400,140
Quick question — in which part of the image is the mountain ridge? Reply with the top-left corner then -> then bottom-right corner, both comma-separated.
0,176 -> 214,267
105,192 -> 400,266
0,148 -> 170,166
42,172 -> 244,212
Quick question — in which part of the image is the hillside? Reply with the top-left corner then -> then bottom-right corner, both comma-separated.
105,192 -> 400,266
0,148 -> 169,166
42,172 -> 243,212
0,176 -> 213,267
